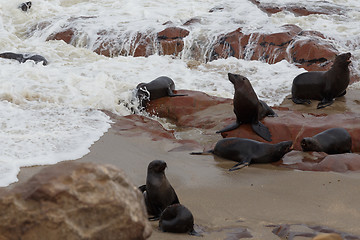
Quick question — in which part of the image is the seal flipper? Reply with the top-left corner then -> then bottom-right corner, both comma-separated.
216,121 -> 241,133
228,157 -> 251,171
291,97 -> 311,105
167,87 -> 188,97
251,121 -> 272,142
317,98 -> 334,109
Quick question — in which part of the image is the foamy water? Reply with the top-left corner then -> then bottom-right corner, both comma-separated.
0,0 -> 359,186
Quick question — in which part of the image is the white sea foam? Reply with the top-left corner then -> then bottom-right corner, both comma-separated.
0,0 -> 359,186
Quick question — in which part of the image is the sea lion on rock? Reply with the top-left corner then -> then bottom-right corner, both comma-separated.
0,52 -> 48,65
301,128 -> 352,154
159,204 -> 201,236
191,138 -> 293,171
139,160 -> 179,220
136,76 -> 187,108
291,52 -> 351,109
216,73 -> 277,142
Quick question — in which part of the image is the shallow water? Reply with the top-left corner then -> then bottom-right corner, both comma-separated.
0,0 -> 359,186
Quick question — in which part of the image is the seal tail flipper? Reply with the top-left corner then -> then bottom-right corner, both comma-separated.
190,150 -> 213,155
291,97 -> 311,105
138,185 -> 146,193
317,99 -> 334,109
228,158 -> 251,171
251,121 -> 272,142
216,121 -> 241,133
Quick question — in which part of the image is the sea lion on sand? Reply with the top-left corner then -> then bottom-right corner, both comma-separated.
136,76 -> 187,108
139,160 -> 179,220
0,52 -> 48,65
191,138 -> 293,171
291,52 -> 351,109
159,204 -> 201,236
216,73 -> 277,142
301,128 -> 352,154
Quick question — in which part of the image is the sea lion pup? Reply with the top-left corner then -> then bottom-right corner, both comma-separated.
139,160 -> 180,220
136,76 -> 187,108
216,73 -> 277,142
0,52 -> 48,65
291,52 -> 351,109
301,128 -> 352,154
159,204 -> 202,236
191,138 -> 293,171
19,2 -> 32,12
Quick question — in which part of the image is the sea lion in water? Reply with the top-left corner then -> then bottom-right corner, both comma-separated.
159,204 -> 201,236
0,52 -> 48,65
136,76 -> 186,108
19,2 -> 32,12
301,128 -> 352,154
216,73 -> 277,142
291,52 -> 351,109
139,160 -> 179,220
191,138 -> 293,171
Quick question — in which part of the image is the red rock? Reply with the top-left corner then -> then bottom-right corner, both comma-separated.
46,28 -> 75,43
277,151 -> 360,172
157,27 -> 189,39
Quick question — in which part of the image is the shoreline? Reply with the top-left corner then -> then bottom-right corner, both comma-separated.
12,125 -> 360,239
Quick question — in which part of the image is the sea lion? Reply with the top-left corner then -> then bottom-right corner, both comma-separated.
0,52 -> 48,65
216,73 -> 277,142
301,128 -> 352,154
136,76 -> 186,108
191,138 -> 293,171
159,204 -> 201,236
291,52 -> 351,109
19,2 -> 32,12
139,160 -> 180,220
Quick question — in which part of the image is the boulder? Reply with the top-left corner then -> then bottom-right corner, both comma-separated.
0,162 -> 152,240
209,25 -> 340,72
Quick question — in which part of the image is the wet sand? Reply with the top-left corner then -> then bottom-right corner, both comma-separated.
11,89 -> 360,239
14,125 -> 360,239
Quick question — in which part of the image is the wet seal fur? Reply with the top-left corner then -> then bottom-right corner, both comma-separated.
301,128 -> 352,154
216,73 -> 277,142
19,2 -> 32,12
291,52 -> 351,109
139,160 -> 179,220
136,76 -> 187,108
191,138 -> 293,171
0,52 -> 48,65
159,204 -> 202,236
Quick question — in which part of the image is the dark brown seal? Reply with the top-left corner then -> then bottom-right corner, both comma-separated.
139,160 -> 179,220
301,128 -> 352,154
19,2 -> 32,12
216,73 -> 277,142
159,204 -> 201,236
191,138 -> 293,171
0,52 -> 48,65
291,52 -> 351,109
136,76 -> 186,108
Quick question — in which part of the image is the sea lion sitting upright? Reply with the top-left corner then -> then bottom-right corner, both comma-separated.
159,204 -> 201,236
216,73 -> 277,142
291,52 -> 351,109
139,160 -> 179,220
136,76 -> 187,108
191,138 -> 293,171
0,52 -> 48,65
301,128 -> 352,154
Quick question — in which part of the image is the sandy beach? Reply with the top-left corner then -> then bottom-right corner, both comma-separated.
13,114 -> 360,239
